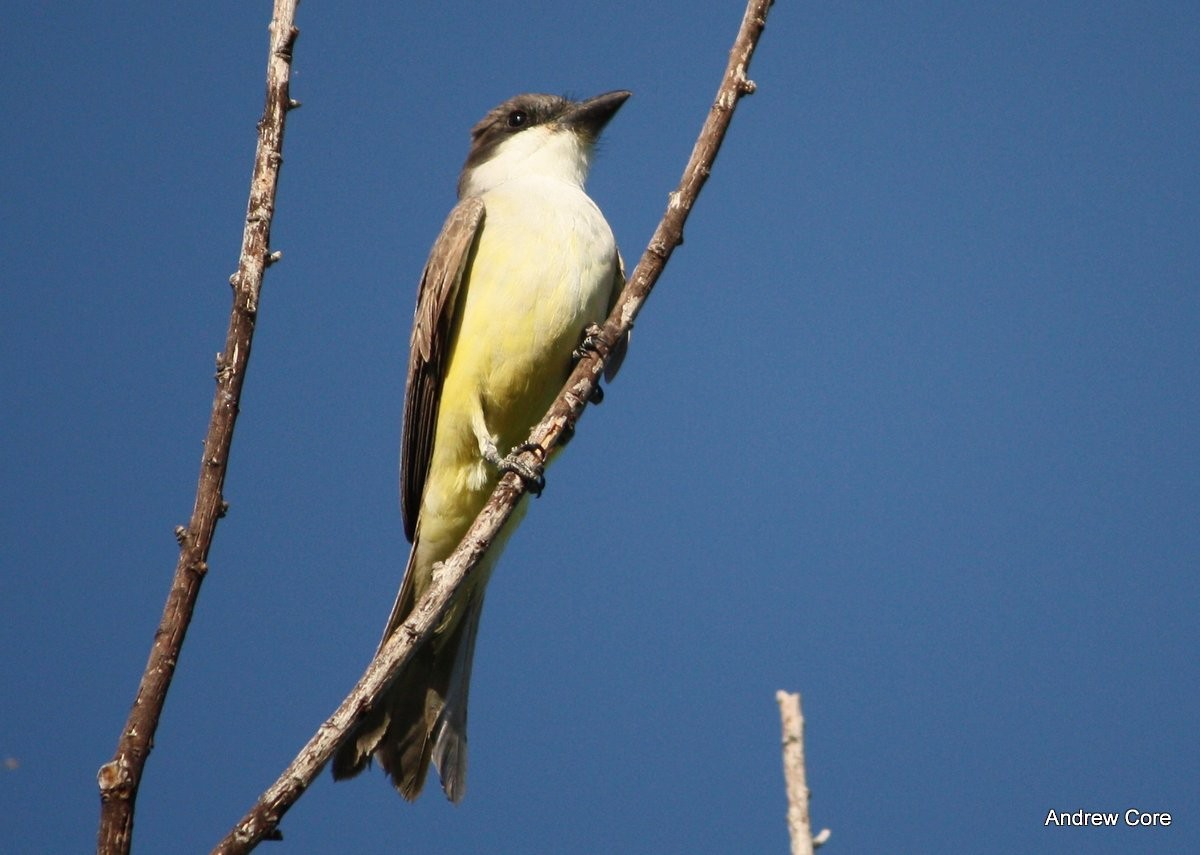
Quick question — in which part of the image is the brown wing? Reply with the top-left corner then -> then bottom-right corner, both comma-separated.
400,196 -> 485,541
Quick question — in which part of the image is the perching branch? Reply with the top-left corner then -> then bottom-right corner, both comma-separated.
95,3 -> 301,854
776,691 -> 831,854
214,0 -> 775,850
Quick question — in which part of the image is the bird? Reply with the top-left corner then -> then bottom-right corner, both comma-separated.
331,90 -> 631,802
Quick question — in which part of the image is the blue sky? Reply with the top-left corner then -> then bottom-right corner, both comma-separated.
3,2 -> 1197,853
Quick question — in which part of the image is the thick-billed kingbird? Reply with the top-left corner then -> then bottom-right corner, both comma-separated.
332,90 -> 631,801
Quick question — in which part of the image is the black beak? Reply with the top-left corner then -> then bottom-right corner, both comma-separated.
561,90 -> 632,139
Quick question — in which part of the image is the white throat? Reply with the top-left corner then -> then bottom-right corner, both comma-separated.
460,126 -> 593,198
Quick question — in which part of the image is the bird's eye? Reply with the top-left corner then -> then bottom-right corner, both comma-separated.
506,109 -> 529,129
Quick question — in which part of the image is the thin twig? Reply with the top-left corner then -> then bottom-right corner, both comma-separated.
213,1 -> 775,850
95,4 -> 301,854
777,691 -> 830,854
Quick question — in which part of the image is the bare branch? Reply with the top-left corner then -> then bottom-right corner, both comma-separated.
776,690 -> 831,854
213,0 -> 776,850
95,3 -> 301,853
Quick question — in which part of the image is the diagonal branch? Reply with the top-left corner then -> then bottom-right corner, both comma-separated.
95,3 -> 301,854
213,0 -> 775,851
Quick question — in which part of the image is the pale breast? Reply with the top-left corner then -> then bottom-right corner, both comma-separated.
421,177 -> 618,519
456,178 -> 616,402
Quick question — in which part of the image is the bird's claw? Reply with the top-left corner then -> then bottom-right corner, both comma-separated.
499,442 -> 546,496
572,323 -> 607,362
573,324 -> 607,405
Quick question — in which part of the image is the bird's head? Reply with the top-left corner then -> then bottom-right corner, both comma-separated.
458,90 -> 631,198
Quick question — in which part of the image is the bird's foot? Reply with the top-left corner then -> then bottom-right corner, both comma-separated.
572,323 -> 607,362
486,441 -> 546,496
572,324 -> 607,404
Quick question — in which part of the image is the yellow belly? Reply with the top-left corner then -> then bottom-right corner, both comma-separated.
413,179 -> 617,573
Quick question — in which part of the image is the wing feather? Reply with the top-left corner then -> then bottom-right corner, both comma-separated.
400,196 -> 485,540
